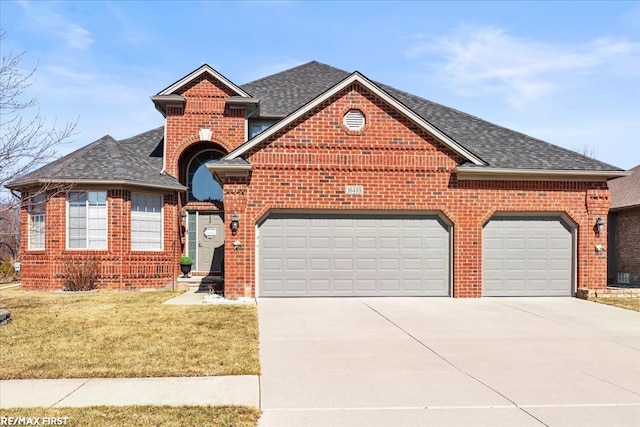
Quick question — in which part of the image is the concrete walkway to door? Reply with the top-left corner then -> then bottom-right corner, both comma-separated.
257,297 -> 640,426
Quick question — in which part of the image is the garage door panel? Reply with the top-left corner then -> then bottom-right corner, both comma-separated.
286,258 -> 306,270
551,238 -> 571,250
263,258 -> 283,271
286,279 -> 306,292
310,258 -> 330,271
356,279 -> 376,292
334,237 -> 353,249
403,237 -> 422,249
263,279 -> 283,293
310,236 -> 329,248
403,258 -> 422,271
506,238 -> 526,250
259,214 -> 450,297
263,236 -> 283,249
483,217 -> 573,297
333,258 -> 353,271
379,258 -> 400,271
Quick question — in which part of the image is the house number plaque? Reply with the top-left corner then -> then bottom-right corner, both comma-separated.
345,185 -> 364,195
203,227 -> 217,238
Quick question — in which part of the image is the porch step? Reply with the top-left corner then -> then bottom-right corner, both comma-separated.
176,275 -> 224,294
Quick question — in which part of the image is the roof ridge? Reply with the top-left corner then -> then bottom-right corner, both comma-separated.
119,126 -> 164,143
241,60 -> 349,87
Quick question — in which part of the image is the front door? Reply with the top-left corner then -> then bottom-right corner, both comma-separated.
196,212 -> 225,273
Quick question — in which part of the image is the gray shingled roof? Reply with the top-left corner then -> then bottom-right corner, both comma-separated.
240,61 -> 621,171
7,128 -> 184,191
241,61 -> 348,117
609,165 -> 640,210
9,60 -> 623,190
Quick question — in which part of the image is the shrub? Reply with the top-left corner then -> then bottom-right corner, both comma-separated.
62,258 -> 100,291
0,261 -> 16,283
179,256 -> 193,265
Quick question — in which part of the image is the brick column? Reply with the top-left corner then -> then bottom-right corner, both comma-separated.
222,176 -> 250,298
583,187 -> 611,293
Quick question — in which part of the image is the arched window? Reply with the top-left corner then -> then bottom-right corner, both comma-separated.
187,150 -> 224,201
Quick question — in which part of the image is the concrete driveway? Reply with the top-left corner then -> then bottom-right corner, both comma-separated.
257,297 -> 640,426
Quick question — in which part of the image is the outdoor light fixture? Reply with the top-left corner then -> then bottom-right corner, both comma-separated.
180,211 -> 188,220
595,217 -> 605,236
230,213 -> 240,232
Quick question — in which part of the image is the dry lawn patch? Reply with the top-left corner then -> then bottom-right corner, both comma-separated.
0,289 -> 259,379
590,297 -> 640,312
0,406 -> 260,427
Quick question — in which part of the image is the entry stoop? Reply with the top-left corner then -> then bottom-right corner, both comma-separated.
176,275 -> 224,294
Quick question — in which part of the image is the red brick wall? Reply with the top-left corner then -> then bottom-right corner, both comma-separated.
613,208 -> 640,284
19,189 -> 180,291
221,83 -> 610,298
164,74 -> 246,179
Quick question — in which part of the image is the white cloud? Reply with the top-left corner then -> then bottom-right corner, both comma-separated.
406,26 -> 640,107
64,24 -> 94,50
18,1 -> 94,50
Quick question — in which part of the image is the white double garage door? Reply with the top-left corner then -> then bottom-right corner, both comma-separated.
258,213 -> 574,297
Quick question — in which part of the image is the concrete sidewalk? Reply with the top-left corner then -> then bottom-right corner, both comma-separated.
0,376 -> 259,408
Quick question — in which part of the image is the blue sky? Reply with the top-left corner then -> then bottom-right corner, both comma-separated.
2,0 -> 639,169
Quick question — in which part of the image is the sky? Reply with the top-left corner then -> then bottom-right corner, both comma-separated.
1,0 -> 639,170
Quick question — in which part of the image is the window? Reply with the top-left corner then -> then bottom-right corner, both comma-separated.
68,191 -> 107,249
131,193 -> 163,251
28,193 -> 46,250
187,150 -> 224,201
249,120 -> 277,139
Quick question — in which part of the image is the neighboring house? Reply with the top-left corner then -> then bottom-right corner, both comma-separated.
607,165 -> 640,285
6,61 -> 627,297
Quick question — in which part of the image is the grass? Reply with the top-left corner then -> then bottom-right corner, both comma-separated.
0,406 -> 260,427
590,297 -> 640,312
0,289 -> 259,379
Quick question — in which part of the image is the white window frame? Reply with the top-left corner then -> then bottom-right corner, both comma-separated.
27,193 -> 46,251
66,191 -> 108,250
131,192 -> 164,251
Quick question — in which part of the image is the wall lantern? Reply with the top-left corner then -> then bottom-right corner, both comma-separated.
595,217 -> 605,236
180,211 -> 188,220
230,213 -> 240,232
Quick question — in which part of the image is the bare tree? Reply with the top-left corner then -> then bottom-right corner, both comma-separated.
572,144 -> 597,159
0,28 -> 77,210
0,200 -> 19,261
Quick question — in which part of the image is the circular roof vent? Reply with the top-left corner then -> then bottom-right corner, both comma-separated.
343,109 -> 365,131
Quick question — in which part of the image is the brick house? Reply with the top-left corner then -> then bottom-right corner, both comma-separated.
607,165 -> 640,285
7,61 -> 627,297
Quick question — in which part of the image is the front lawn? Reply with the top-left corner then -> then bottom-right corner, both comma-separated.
590,297 -> 640,312
0,406 -> 260,427
0,289 -> 259,379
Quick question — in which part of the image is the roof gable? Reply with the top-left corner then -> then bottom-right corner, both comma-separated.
609,164 -> 640,210
156,64 -> 251,98
226,71 -> 486,165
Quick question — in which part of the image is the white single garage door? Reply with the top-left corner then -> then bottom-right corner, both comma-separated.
483,217 -> 573,296
258,214 -> 450,297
